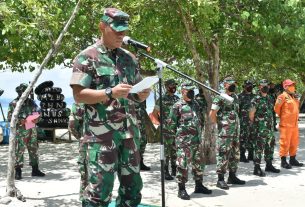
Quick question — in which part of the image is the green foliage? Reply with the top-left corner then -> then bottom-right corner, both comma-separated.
1,0 -> 305,90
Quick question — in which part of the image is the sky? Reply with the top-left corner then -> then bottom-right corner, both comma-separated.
0,65 -> 73,100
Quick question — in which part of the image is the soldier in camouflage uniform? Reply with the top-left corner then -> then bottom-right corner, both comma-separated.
70,8 -> 151,207
169,82 -> 212,200
209,77 -> 245,190
68,102 -> 87,201
195,88 -> 208,133
7,83 -> 45,180
151,79 -> 179,180
249,79 -> 280,177
135,100 -> 150,171
238,80 -> 255,162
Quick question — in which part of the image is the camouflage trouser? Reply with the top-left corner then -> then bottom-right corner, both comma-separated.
176,135 -> 205,183
253,132 -> 275,164
239,120 -> 253,153
78,140 -> 88,201
15,127 -> 39,168
216,136 -> 240,174
139,122 -> 147,157
82,129 -> 143,207
164,132 -> 177,170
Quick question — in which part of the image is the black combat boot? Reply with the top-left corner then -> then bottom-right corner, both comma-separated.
31,165 -> 45,177
178,183 -> 190,200
164,166 -> 174,180
227,172 -> 246,184
289,156 -> 304,167
240,151 -> 249,163
281,156 -> 292,169
253,163 -> 266,177
247,149 -> 254,161
194,180 -> 212,194
216,174 -> 229,190
15,167 -> 22,180
171,164 -> 177,177
140,156 -> 151,171
265,160 -> 280,173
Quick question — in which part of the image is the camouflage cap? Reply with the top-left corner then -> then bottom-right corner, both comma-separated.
259,79 -> 269,86
181,82 -> 195,90
101,8 -> 129,32
164,79 -> 177,86
243,80 -> 253,85
223,77 -> 236,84
16,83 -> 28,93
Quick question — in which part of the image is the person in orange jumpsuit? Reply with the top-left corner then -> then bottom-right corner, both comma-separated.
274,79 -> 303,169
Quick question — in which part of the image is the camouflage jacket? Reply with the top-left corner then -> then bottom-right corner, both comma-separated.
70,40 -> 142,142
195,94 -> 208,125
69,103 -> 85,140
154,93 -> 179,130
211,93 -> 240,137
238,91 -> 255,122
7,97 -> 40,126
251,94 -> 274,133
169,98 -> 202,143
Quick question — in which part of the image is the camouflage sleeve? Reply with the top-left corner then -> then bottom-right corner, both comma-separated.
211,95 -> 221,111
70,53 -> 93,88
168,103 -> 179,131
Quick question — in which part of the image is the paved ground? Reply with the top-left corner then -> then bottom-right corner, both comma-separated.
0,123 -> 305,207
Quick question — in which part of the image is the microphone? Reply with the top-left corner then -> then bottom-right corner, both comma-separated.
123,36 -> 151,52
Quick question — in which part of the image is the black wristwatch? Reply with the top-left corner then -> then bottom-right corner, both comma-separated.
105,87 -> 112,99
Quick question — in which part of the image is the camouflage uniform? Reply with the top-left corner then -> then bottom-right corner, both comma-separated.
135,101 -> 148,157
68,103 -> 87,201
211,93 -> 240,174
154,91 -> 179,172
238,91 -> 255,156
7,84 -> 40,169
169,95 -> 204,184
250,94 -> 275,164
70,8 -> 143,207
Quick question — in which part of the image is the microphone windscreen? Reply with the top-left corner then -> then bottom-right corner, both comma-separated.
123,36 -> 131,45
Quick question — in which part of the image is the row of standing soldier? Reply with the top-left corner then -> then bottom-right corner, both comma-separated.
68,7 -> 303,206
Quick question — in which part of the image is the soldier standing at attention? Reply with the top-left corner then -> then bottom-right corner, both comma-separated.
169,82 -> 212,200
151,79 -> 179,180
238,80 -> 255,162
7,83 -> 45,180
68,103 -> 87,201
135,100 -> 151,171
274,79 -> 303,169
209,77 -> 245,190
70,8 -> 150,207
249,79 -> 280,177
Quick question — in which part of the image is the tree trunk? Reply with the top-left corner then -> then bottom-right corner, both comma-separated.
6,0 -> 82,199
175,2 -> 220,164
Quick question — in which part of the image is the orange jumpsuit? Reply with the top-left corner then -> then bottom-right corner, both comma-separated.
274,91 -> 299,157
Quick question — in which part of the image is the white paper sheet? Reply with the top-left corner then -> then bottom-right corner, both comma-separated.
130,76 -> 159,93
